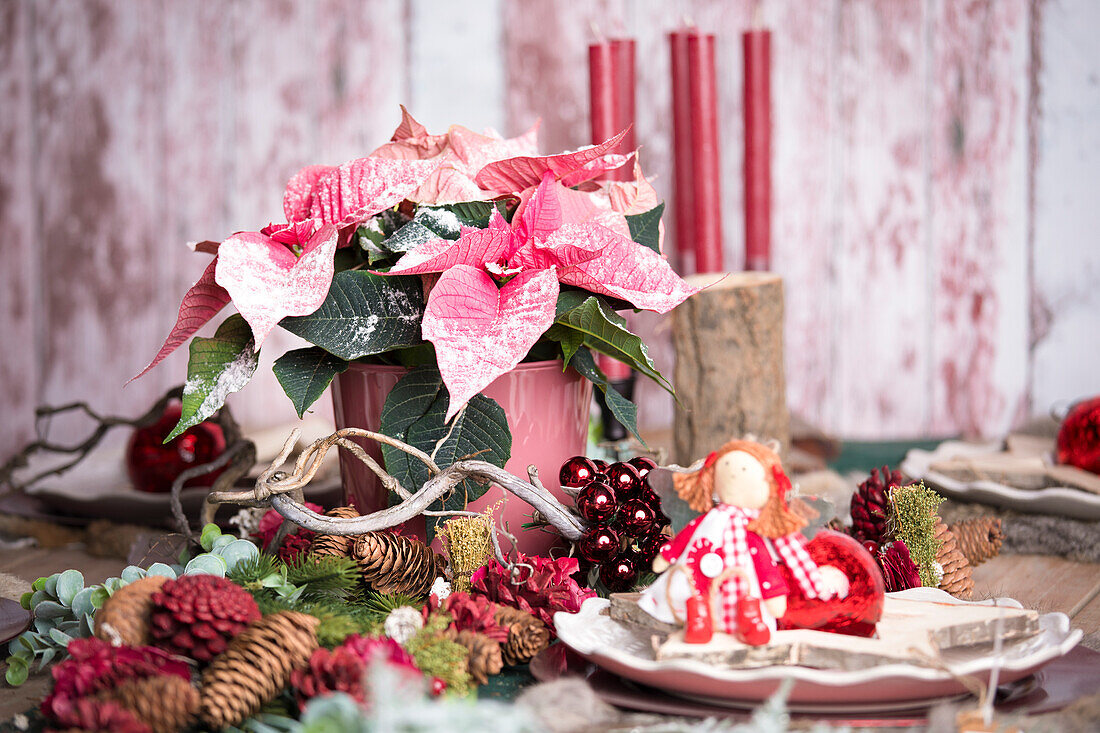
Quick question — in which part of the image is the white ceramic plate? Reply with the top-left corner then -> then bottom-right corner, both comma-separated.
554,588 -> 1082,711
900,441 -> 1100,520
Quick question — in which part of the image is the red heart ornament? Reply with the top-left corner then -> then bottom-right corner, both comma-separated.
777,530 -> 885,637
1057,395 -> 1100,475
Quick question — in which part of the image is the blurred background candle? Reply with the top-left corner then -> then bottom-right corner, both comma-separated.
589,32 -> 637,440
668,29 -> 696,273
687,31 -> 724,274
743,26 -> 772,272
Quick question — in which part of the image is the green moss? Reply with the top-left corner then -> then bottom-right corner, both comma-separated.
888,481 -> 944,587
405,613 -> 471,696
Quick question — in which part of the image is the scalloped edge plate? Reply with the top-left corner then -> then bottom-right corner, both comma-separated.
900,441 -> 1100,520
554,587 -> 1082,709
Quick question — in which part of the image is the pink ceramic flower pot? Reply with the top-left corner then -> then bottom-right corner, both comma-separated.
331,360 -> 593,556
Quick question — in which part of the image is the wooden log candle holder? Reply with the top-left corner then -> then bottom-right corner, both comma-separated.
672,272 -> 789,464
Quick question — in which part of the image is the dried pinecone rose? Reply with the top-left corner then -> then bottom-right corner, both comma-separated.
49,697 -> 151,733
253,504 -> 322,561
877,539 -> 922,593
290,634 -> 419,707
41,638 -> 190,723
470,554 -> 596,631
149,575 -> 261,662
276,532 -> 314,563
849,466 -> 904,543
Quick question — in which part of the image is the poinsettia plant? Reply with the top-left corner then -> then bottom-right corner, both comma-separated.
138,107 -> 696,523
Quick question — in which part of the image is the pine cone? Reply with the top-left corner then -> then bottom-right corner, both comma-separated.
150,575 -> 261,663
849,466 -> 903,543
447,629 -> 502,686
310,506 -> 361,557
352,532 -> 442,597
494,606 -> 550,666
95,576 -> 167,647
199,611 -> 319,730
934,518 -> 974,599
102,675 -> 199,733
50,697 -> 151,733
948,517 -> 1004,566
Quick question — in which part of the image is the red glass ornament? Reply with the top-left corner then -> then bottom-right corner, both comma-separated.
628,456 -> 658,479
591,458 -> 609,475
559,456 -> 599,489
598,555 -> 638,592
126,403 -> 226,494
618,498 -> 656,536
861,540 -> 879,555
578,526 -> 620,563
1057,396 -> 1100,475
777,530 -> 885,637
575,480 -> 618,523
605,462 -> 643,499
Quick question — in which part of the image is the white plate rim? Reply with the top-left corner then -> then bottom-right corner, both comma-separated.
554,587 -> 1083,688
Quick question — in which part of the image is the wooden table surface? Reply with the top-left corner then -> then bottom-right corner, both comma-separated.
1,545 -> 1098,722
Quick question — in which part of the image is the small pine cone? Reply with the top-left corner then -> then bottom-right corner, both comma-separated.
95,576 -> 167,647
448,629 -> 503,685
310,506 -> 361,557
50,697 -> 151,733
352,532 -> 442,597
494,606 -> 550,666
948,517 -> 1004,566
849,466 -> 903,543
102,675 -> 199,733
934,518 -> 974,599
199,611 -> 319,730
150,575 -> 261,663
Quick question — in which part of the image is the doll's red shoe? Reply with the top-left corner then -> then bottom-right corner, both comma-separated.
734,596 -> 771,646
683,594 -> 714,644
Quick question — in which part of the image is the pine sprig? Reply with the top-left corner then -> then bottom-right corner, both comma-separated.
359,590 -> 424,623
227,554 -> 282,586
283,553 -> 359,600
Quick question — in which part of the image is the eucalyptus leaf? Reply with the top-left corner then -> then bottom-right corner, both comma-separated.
29,590 -> 49,609
217,540 -> 259,571
145,562 -> 178,579
5,659 -> 28,686
185,554 -> 228,577
44,574 -> 58,599
40,647 -> 56,668
281,271 -> 424,360
34,601 -> 68,620
200,523 -> 223,551
48,628 -> 73,646
211,534 -> 237,551
168,315 -> 259,441
273,347 -> 350,418
121,566 -> 146,584
70,587 -> 97,619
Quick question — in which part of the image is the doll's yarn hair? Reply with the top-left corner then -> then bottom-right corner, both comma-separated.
673,439 -> 806,539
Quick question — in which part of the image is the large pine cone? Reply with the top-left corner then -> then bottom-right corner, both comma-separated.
102,674 -> 199,733
352,532 -> 442,597
850,466 -> 903,543
200,611 -> 319,730
95,576 -> 167,647
150,575 -> 261,663
310,506 -> 361,557
494,606 -> 550,666
948,517 -> 1004,566
447,629 -> 502,685
934,518 -> 974,599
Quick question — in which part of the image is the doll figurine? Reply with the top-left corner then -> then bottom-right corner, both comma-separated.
639,439 -> 849,645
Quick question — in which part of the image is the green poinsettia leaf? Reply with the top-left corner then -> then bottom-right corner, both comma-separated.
167,315 -> 258,442
625,202 -> 665,254
551,296 -> 673,395
379,366 -> 510,543
273,347 -> 350,418
569,348 -> 643,443
280,271 -> 424,360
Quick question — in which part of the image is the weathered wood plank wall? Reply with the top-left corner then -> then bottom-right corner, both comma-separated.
0,0 -> 1096,460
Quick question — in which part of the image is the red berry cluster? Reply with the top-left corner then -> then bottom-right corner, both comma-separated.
559,456 -> 670,592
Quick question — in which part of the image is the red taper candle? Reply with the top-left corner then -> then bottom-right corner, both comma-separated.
609,38 -> 635,182
687,31 -> 724,274
668,30 -> 696,272
742,28 -> 772,271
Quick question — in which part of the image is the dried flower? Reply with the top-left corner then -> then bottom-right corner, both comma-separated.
470,554 -> 596,631
290,634 -> 420,708
384,607 -> 425,646
877,540 -> 922,593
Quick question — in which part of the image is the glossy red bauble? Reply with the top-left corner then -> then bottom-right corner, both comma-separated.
559,456 -> 599,489
777,530 -> 885,638
578,526 -> 621,564
627,456 -> 658,479
1057,396 -> 1100,475
599,555 -> 638,592
126,403 -> 226,494
591,458 -> 609,475
618,498 -> 657,536
575,480 -> 618,523
604,462 -> 643,499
